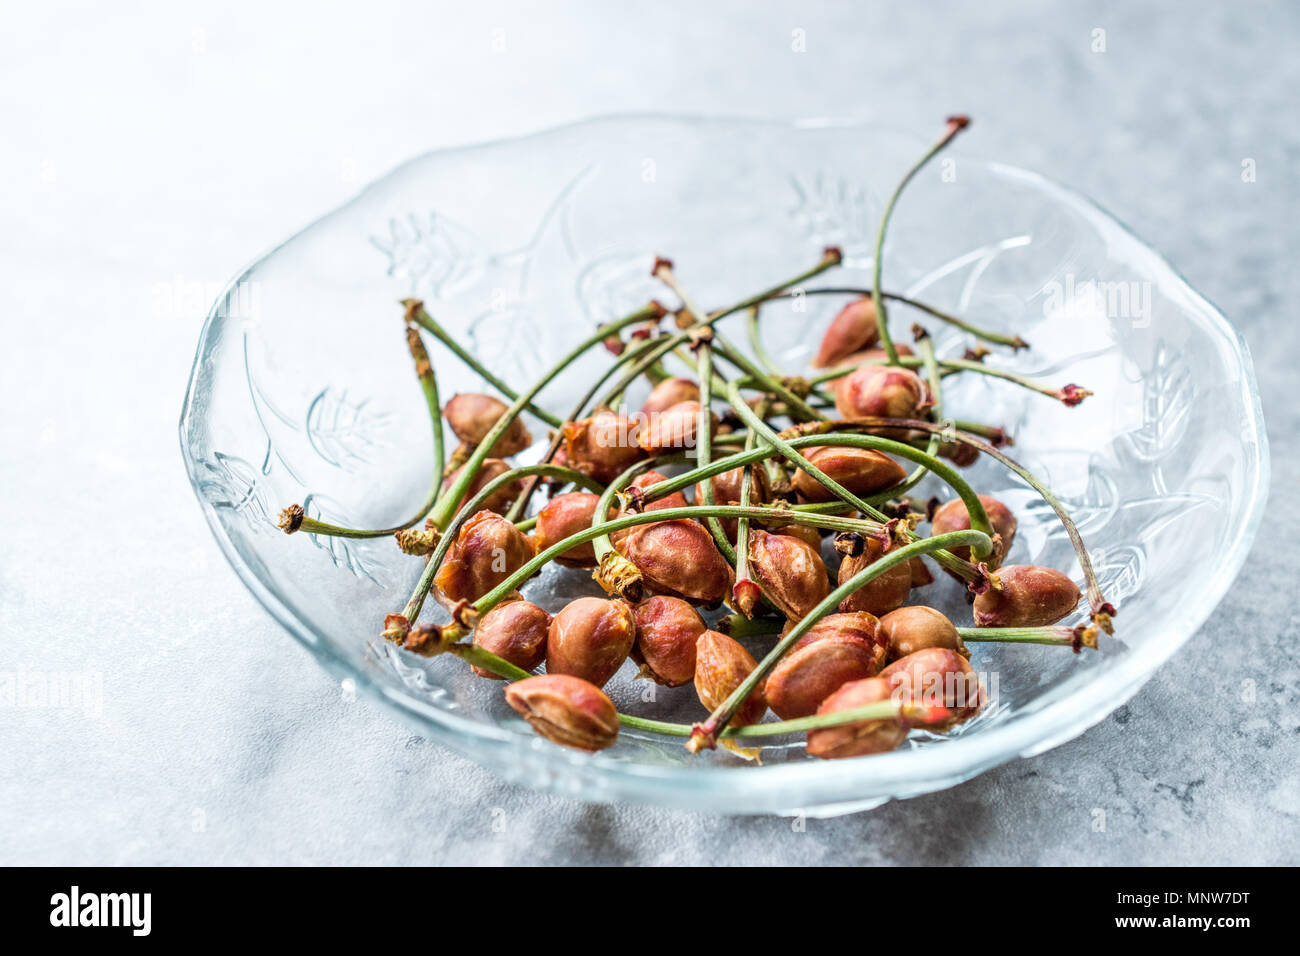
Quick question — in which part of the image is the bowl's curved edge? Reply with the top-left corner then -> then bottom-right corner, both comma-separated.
179,113 -> 1272,816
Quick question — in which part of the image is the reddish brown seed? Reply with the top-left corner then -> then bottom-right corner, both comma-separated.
748,529 -> 831,621
442,458 -> 526,516
878,605 -> 967,662
610,470 -> 690,549
938,439 -> 981,468
973,564 -> 1081,628
880,647 -> 982,729
909,557 -> 935,587
813,298 -> 879,368
533,492 -> 609,567
471,600 -> 551,678
837,536 -> 913,616
620,519 -> 732,605
545,597 -> 636,688
806,677 -> 907,759
766,634 -> 884,720
769,523 -> 823,552
694,465 -> 771,508
505,674 -> 619,751
831,344 -> 915,372
443,393 -> 532,458
628,469 -> 691,513
693,630 -> 767,726
930,494 -> 1019,567
562,408 -> 645,484
787,611 -> 884,655
434,510 -> 535,604
640,377 -> 701,417
631,596 -> 707,686
792,446 -> 907,502
637,400 -> 717,455
694,466 -> 770,539
834,364 -> 929,435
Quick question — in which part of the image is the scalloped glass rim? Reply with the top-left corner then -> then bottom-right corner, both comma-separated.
179,114 -> 1269,815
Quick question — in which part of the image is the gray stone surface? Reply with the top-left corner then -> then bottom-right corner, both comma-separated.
1,1 -> 1295,864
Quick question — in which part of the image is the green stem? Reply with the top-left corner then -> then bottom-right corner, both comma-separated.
711,335 -> 823,422
879,327 -> 944,500
701,247 -> 845,325
871,116 -> 970,364
473,503 -> 889,618
812,353 -> 1083,407
642,291 -> 805,425
399,463 -> 603,624
592,249 -> 842,411
689,529 -> 990,750
505,328 -> 675,523
952,419 -> 1011,445
619,699 -> 922,740
446,642 -> 533,680
772,287 -> 1028,351
454,631 -> 939,741
746,304 -> 783,377
281,323 -> 446,539
694,334 -> 736,563
724,380 -> 994,570
937,357 -> 1078,401
731,398 -> 766,614
804,416 -> 1113,627
581,441 -> 864,577
957,625 -> 1085,646
587,456 -> 682,569
426,302 -> 663,530
404,300 -> 565,428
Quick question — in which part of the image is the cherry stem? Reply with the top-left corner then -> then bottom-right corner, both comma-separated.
277,322 -> 446,539
957,624 -> 1099,651
936,357 -> 1087,403
693,331 -> 737,563
445,642 -> 943,742
795,416 -> 1113,630
731,397 -> 768,617
710,335 -> 823,422
396,463 -> 604,626
725,380 -> 995,572
590,249 -> 843,413
951,419 -> 1012,445
446,642 -> 532,678
620,699 -> 942,740
506,326 -> 679,522
669,246 -> 845,328
688,528 -> 990,752
584,426 -> 996,586
769,287 -> 1028,352
403,300 -> 565,428
745,304 -> 784,378
872,116 -> 971,365
425,302 -> 664,531
810,353 -> 1083,405
652,259 -> 821,422
882,325 -> 944,500
478,502 -> 890,618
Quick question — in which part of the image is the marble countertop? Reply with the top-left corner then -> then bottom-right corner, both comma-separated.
2,0 -> 1295,865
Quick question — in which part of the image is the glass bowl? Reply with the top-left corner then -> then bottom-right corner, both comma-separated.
179,115 -> 1268,815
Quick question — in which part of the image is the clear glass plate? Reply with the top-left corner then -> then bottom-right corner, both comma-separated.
179,115 -> 1269,815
